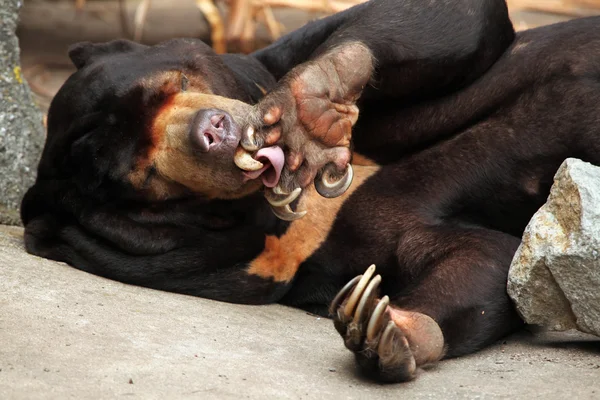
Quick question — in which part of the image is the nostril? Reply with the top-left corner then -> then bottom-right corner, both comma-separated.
191,109 -> 231,152
210,114 -> 225,130
204,132 -> 215,146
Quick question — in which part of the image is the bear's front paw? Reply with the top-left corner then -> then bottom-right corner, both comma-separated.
235,42 -> 373,220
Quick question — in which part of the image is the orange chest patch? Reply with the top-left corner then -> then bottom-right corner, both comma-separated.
247,164 -> 380,283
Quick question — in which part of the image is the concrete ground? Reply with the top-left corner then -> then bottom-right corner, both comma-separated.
1,225 -> 599,399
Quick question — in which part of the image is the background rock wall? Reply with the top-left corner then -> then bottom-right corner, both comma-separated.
0,0 -> 45,225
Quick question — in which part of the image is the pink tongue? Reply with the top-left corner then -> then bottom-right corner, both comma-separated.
242,146 -> 284,188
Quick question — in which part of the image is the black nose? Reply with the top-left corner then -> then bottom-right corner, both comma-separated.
189,109 -> 232,152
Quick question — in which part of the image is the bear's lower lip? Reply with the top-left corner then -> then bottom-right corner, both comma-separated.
241,145 -> 284,188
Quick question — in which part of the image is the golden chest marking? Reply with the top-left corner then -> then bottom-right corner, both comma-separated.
247,164 -> 380,282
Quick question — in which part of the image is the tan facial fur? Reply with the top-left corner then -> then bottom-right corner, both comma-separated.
129,91 -> 258,200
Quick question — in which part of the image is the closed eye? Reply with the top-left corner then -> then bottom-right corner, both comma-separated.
181,73 -> 189,92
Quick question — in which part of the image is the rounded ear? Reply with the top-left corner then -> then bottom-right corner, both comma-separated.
68,39 -> 148,69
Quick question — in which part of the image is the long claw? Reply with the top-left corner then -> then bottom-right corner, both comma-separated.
234,147 -> 263,171
367,295 -> 389,341
273,186 -> 287,195
270,204 -> 307,221
378,321 -> 397,354
315,164 -> 354,199
353,274 -> 382,324
241,126 -> 260,151
265,187 -> 302,207
343,264 -> 376,318
329,275 -> 362,316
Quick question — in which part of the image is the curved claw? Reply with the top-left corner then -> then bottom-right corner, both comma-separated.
265,187 -> 302,208
273,186 -> 287,195
234,147 -> 263,171
367,295 -> 389,341
329,275 -> 362,316
315,164 -> 354,199
270,204 -> 307,221
378,321 -> 398,355
353,274 -> 382,324
241,126 -> 260,151
343,264 -> 376,317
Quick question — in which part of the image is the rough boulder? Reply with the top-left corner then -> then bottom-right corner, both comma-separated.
508,158 -> 600,337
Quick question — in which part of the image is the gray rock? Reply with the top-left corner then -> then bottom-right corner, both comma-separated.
508,158 -> 600,336
0,0 -> 45,226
